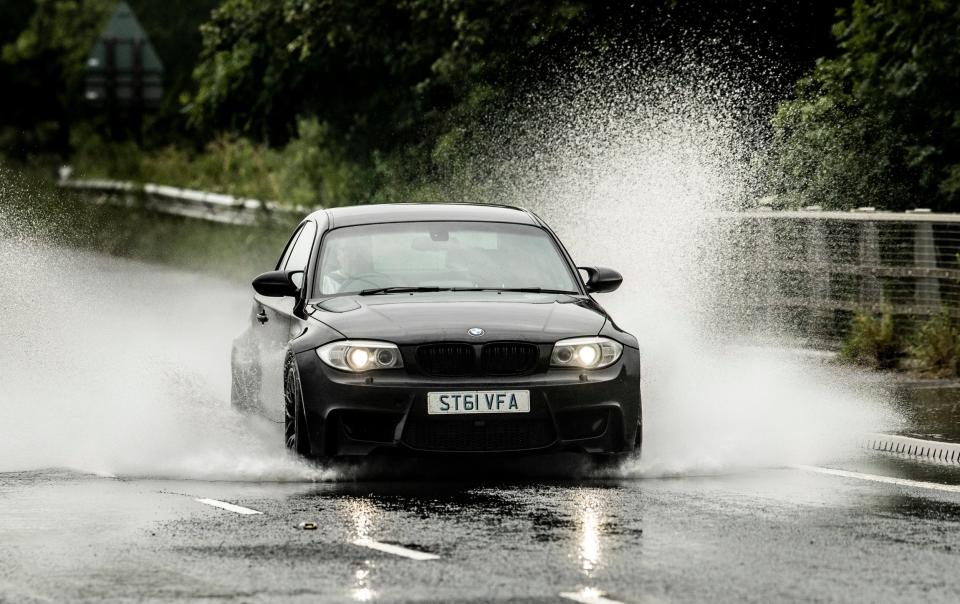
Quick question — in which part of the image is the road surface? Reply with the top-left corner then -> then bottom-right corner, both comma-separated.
2,456 -> 960,603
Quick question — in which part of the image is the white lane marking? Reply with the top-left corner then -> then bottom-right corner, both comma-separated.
796,465 -> 960,494
195,498 -> 263,515
560,588 -> 626,604
352,538 -> 439,560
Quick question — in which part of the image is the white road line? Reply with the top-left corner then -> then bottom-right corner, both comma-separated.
559,588 -> 626,604
796,465 -> 960,494
352,538 -> 439,561
195,498 -> 263,515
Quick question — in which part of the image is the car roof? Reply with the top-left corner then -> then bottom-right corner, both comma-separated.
311,203 -> 539,229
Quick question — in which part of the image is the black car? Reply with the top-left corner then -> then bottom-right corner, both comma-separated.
231,203 -> 641,461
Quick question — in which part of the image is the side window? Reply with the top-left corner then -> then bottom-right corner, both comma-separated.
276,225 -> 305,270
284,221 -> 317,273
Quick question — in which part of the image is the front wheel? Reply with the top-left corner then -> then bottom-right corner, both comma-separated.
284,357 -> 311,458
591,418 -> 642,469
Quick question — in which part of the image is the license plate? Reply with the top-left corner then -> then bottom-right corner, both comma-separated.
427,390 -> 530,415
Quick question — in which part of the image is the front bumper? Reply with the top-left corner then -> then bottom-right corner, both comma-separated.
295,346 -> 641,457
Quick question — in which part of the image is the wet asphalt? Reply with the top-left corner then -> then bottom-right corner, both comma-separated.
3,454 -> 960,603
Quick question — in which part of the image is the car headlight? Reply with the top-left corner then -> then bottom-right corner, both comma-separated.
317,340 -> 404,372
550,336 -> 623,369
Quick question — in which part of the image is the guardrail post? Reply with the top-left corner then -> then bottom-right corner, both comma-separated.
758,217 -> 777,331
807,220 -> 829,336
914,222 -> 940,310
859,221 -> 881,307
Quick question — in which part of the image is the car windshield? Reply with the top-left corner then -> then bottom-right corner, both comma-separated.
314,221 -> 579,296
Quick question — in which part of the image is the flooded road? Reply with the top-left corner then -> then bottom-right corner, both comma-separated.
3,458 -> 960,603
893,383 -> 960,442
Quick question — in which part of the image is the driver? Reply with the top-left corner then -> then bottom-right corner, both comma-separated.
322,243 -> 373,293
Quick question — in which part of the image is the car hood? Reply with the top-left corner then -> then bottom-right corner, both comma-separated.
307,292 -> 607,345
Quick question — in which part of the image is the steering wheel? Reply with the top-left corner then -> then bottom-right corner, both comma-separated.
340,272 -> 394,291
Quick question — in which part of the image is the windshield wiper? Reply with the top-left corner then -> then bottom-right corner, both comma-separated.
452,287 -> 580,295
358,286 -> 449,295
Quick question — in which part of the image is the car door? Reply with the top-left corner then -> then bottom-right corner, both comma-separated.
254,221 -> 317,422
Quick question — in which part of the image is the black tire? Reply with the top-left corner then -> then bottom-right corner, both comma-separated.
633,419 -> 643,453
633,395 -> 643,453
284,356 -> 312,458
591,417 -> 642,469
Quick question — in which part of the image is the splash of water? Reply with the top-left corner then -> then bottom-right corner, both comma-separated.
466,55 -> 901,475
0,228 -> 331,481
0,50 -> 900,481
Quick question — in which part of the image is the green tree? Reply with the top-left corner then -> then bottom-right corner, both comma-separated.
768,0 -> 960,211
119,0 -> 220,134
1,0 -> 217,157
189,0 -> 587,163
1,0 -> 113,156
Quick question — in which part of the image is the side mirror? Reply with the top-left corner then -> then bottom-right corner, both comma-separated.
252,270 -> 303,297
579,266 -> 622,294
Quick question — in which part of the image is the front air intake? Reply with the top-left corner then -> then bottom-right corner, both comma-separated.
402,417 -> 556,452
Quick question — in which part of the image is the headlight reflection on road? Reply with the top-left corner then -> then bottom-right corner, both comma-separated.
347,498 -> 381,541
580,506 -> 601,573
352,560 -> 376,602
573,489 -> 606,576
346,498 -> 383,602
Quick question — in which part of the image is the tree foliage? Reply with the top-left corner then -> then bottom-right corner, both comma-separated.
1,0 -> 852,205
769,0 -> 960,210
187,0 -> 844,201
0,0 -> 217,157
0,0 -> 114,154
188,0 -> 587,153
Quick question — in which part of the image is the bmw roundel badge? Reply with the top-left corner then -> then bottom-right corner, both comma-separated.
468,327 -> 485,337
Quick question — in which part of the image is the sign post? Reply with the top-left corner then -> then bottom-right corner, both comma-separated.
84,2 -> 163,141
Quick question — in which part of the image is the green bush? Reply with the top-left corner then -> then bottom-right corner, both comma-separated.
71,126 -> 289,201
840,308 -> 900,369
279,118 -> 377,207
68,117 -> 391,208
906,313 -> 960,378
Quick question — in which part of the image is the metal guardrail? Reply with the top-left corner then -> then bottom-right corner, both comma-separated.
862,433 -> 960,464
57,173 -> 313,226
719,207 -> 960,343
